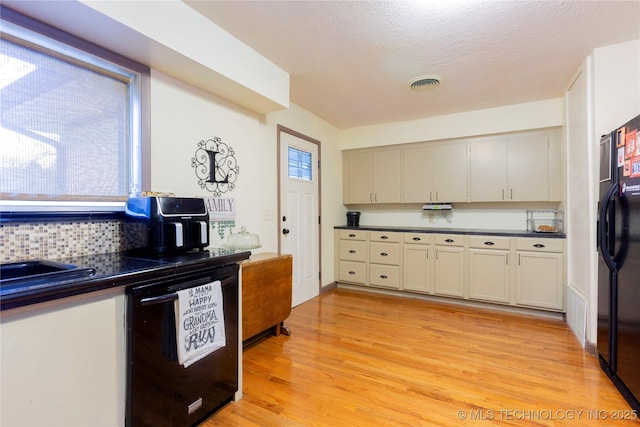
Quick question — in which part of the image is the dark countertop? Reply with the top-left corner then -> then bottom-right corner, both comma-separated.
0,249 -> 251,311
334,225 -> 566,239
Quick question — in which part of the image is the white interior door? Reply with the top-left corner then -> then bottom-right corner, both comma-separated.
279,129 -> 320,307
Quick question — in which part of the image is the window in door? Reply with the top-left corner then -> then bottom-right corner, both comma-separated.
287,146 -> 312,181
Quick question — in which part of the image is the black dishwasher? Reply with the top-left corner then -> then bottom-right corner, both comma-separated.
125,262 -> 239,427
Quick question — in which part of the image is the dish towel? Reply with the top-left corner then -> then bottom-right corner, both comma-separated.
175,280 -> 226,368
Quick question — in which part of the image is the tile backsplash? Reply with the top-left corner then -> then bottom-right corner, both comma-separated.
1,220 -> 125,263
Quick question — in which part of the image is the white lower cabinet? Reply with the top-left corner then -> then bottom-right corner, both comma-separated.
434,246 -> 465,297
1,290 -> 126,426
468,236 -> 511,304
433,234 -> 465,298
468,250 -> 510,303
368,231 -> 401,289
335,230 -> 565,312
336,229 -> 368,284
515,237 -> 564,310
402,233 -> 433,293
369,263 -> 400,288
339,260 -> 367,283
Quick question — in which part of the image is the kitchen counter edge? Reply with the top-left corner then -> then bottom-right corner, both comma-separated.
0,250 -> 252,312
334,225 -> 565,238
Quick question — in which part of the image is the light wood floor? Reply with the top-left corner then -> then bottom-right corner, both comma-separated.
203,288 -> 639,426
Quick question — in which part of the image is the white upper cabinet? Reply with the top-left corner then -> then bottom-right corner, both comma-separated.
344,127 -> 561,205
402,145 -> 434,203
469,139 -> 508,201
432,142 -> 469,203
344,151 -> 373,204
547,133 -> 563,202
469,129 -> 560,202
372,150 -> 402,203
402,142 -> 468,203
508,134 -> 549,201
343,149 -> 402,204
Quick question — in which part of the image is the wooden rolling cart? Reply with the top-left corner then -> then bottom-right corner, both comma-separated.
241,252 -> 292,343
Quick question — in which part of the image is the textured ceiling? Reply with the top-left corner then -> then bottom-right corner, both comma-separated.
185,0 -> 640,129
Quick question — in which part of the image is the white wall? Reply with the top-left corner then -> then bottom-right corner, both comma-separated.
593,40 -> 640,137
347,202 -> 560,231
78,0 -> 289,108
149,71 -> 343,289
150,70 -> 266,248
340,98 -> 563,149
565,57 -> 593,347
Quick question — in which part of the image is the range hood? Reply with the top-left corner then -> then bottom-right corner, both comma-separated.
422,204 -> 452,210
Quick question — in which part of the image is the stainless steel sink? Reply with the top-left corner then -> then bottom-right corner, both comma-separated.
0,260 -> 95,287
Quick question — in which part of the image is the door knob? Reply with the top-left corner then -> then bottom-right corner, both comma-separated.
282,228 -> 290,235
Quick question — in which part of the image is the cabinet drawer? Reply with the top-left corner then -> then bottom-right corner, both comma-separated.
369,264 -> 400,288
403,233 -> 433,245
468,236 -> 511,250
339,261 -> 366,283
434,234 -> 465,246
516,237 -> 564,253
369,242 -> 400,265
369,231 -> 401,243
339,241 -> 366,261
339,229 -> 367,241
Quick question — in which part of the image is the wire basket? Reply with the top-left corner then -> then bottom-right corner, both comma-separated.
527,209 -> 564,233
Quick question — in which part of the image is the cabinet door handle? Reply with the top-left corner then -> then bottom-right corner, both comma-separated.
370,193 -> 373,202
380,235 -> 389,240
510,189 -> 513,200
348,249 -> 356,254
518,254 -> 521,265
506,254 -> 509,265
533,244 -> 546,248
375,193 -> 378,202
436,191 -> 439,200
349,233 -> 356,237
429,191 -> 433,202
502,189 -> 505,200
380,275 -> 388,279
484,241 -> 495,246
412,237 -> 421,241
348,271 -> 356,275
380,252 -> 388,256
445,239 -> 454,243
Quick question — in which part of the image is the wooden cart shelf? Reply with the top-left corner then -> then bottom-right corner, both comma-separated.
241,252 -> 292,342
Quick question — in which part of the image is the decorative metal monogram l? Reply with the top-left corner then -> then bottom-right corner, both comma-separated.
191,137 -> 239,196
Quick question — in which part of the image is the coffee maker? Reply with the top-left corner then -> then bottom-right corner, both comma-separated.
346,211 -> 361,227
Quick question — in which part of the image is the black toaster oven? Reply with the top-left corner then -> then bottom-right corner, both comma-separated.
124,197 -> 209,253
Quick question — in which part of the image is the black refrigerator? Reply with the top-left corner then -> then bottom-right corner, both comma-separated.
597,113 -> 640,411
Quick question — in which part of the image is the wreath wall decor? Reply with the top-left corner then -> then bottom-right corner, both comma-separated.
191,137 -> 239,196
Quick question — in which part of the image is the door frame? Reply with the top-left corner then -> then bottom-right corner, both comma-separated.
276,124 -> 322,294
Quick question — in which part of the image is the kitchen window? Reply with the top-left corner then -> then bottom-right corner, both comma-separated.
0,7 -> 149,215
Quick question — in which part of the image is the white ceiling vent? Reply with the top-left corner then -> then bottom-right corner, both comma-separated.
409,75 -> 443,91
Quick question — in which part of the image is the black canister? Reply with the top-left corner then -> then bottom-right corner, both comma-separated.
346,211 -> 361,227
